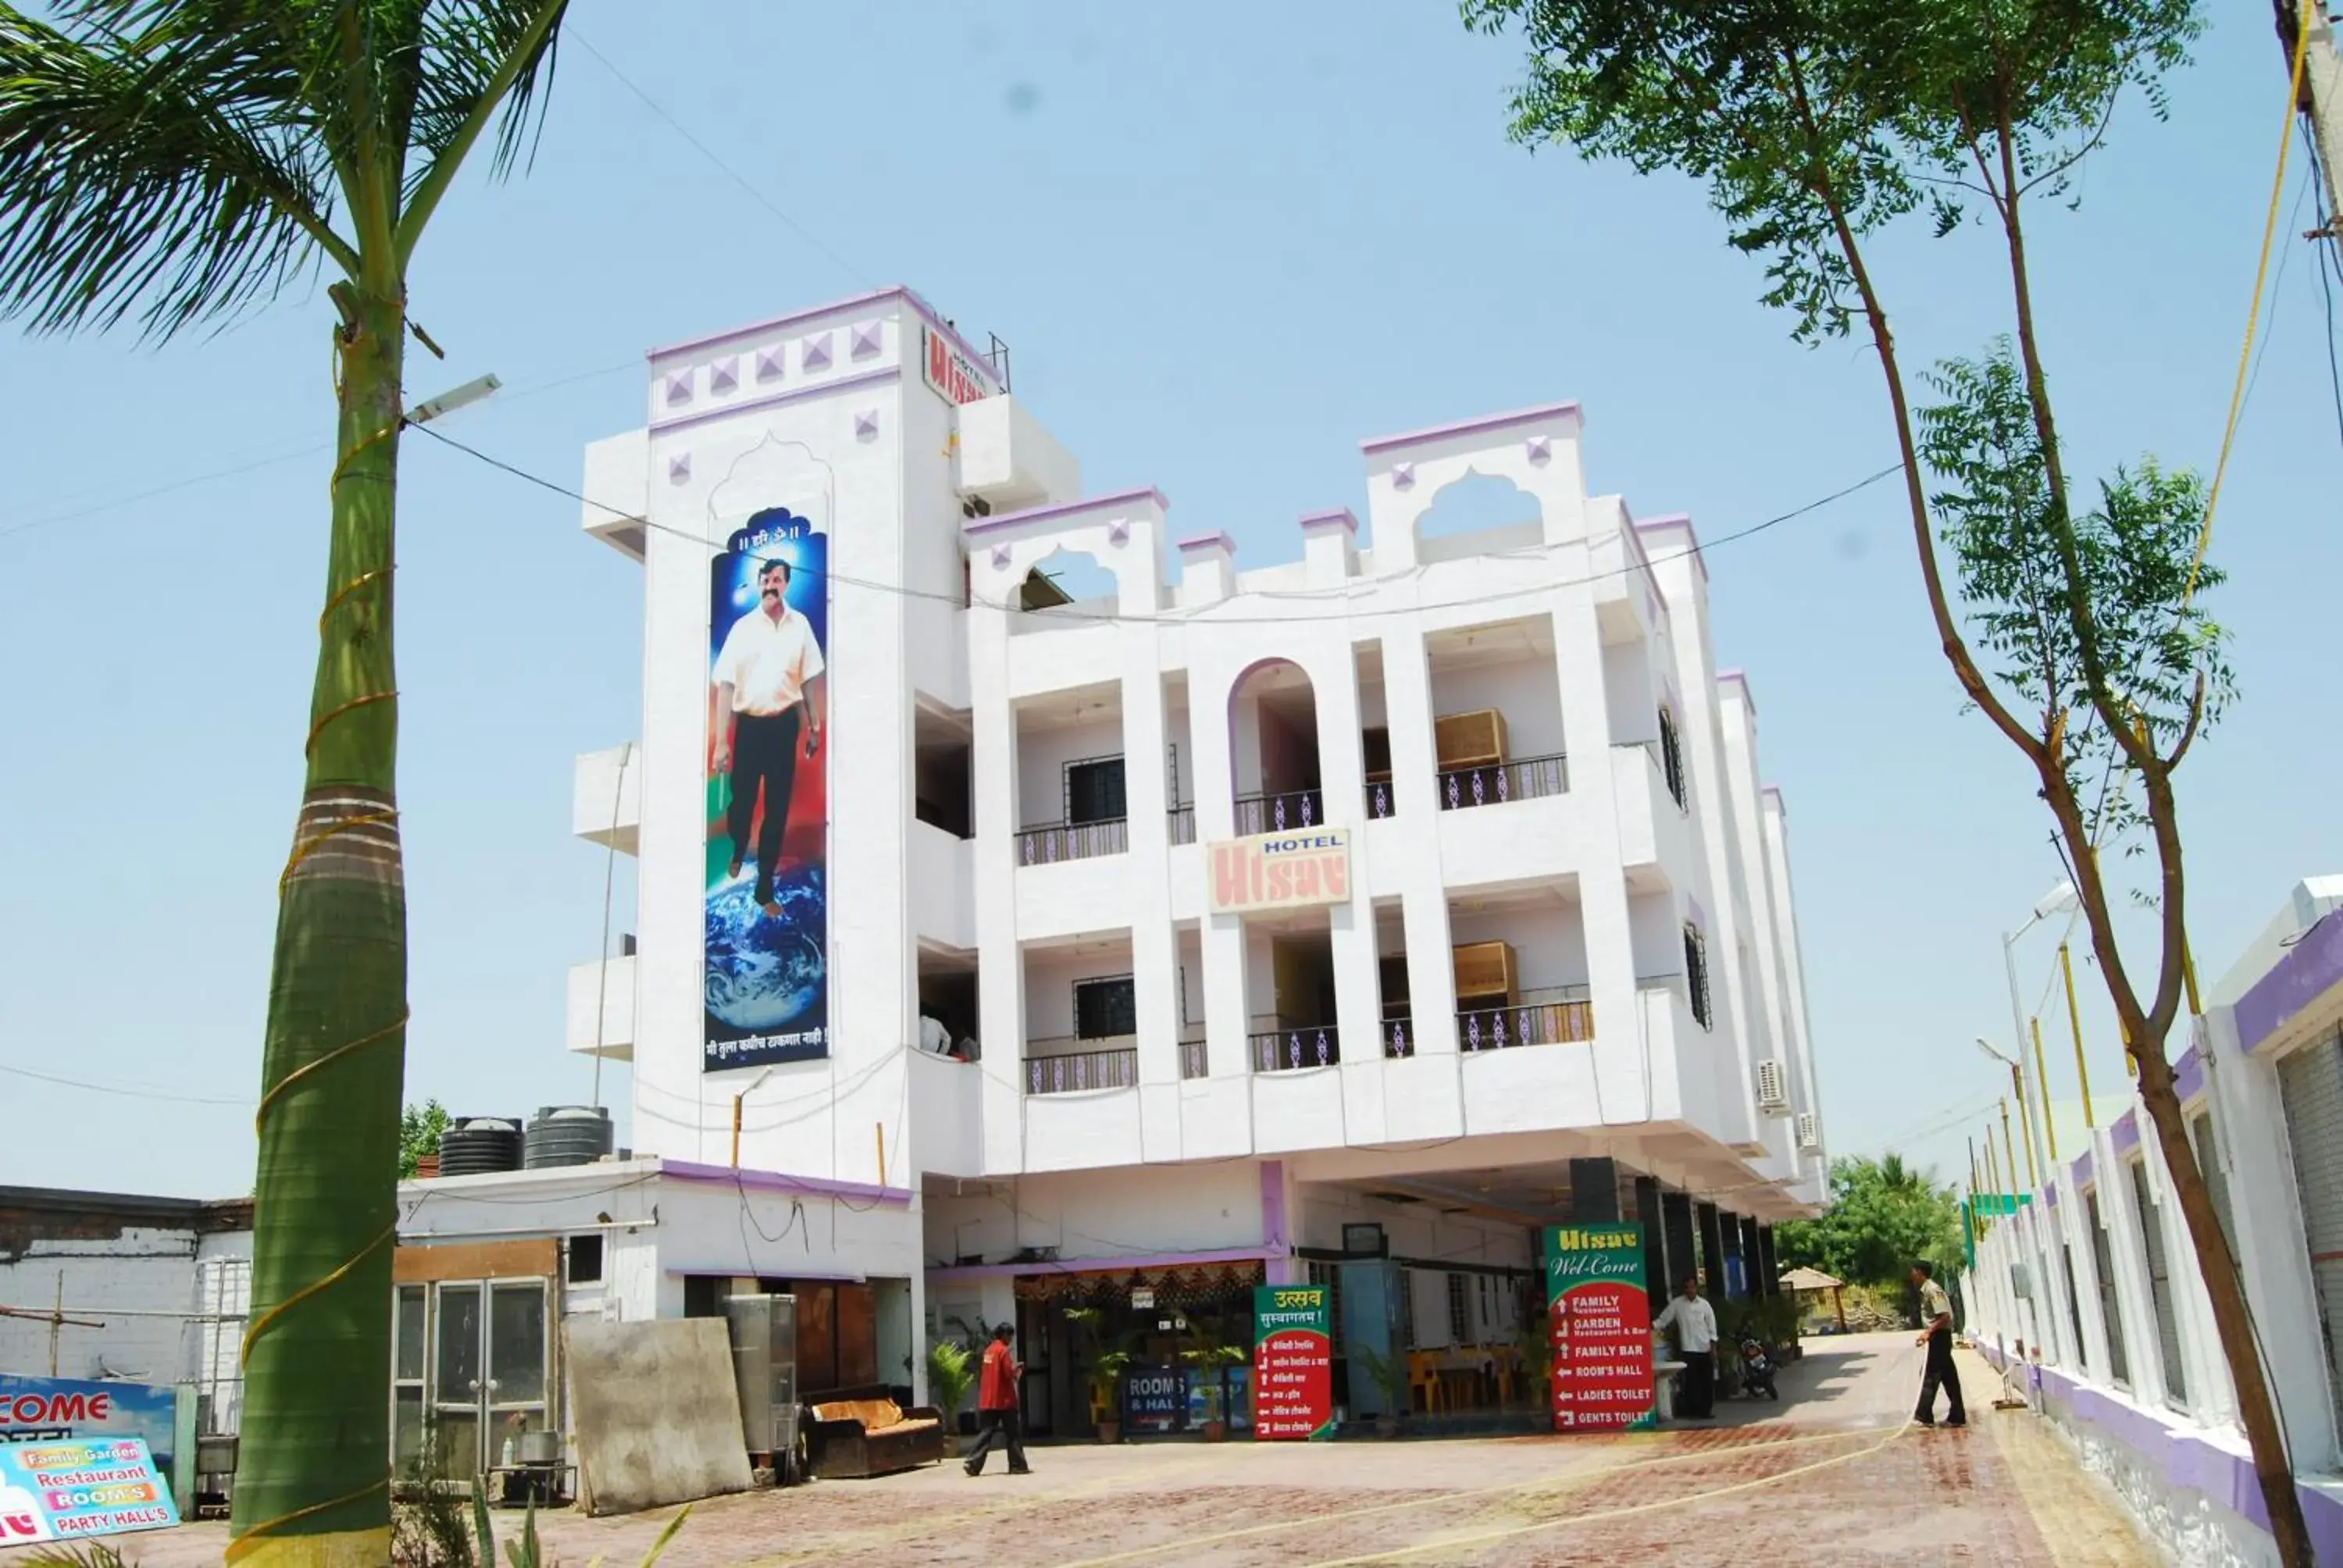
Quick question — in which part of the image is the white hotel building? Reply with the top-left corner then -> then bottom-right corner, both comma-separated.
398,286 -> 1828,1443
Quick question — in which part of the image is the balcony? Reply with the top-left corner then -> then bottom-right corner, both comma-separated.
1438,754 -> 1568,811
1017,817 -> 1128,865
1179,1032 -> 1208,1079
565,954 -> 635,1060
1457,988 -> 1593,1051
1234,789 -> 1326,836
572,744 -> 640,853
1025,1039 -> 1139,1096
1169,804 -> 1197,845
1364,779 -> 1397,820
1251,1024 -> 1340,1072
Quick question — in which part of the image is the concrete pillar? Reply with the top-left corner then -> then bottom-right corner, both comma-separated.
1570,1158 -> 1621,1222
1696,1203 -> 1727,1296
1739,1216 -> 1762,1301
1635,1176 -> 1666,1317
1663,1192 -> 1698,1298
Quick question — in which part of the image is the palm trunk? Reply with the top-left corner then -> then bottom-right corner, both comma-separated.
229,284 -> 407,1566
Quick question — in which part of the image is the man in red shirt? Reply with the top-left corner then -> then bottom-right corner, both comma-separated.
963,1324 -> 1032,1475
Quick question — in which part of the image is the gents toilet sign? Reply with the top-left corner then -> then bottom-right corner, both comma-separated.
1545,1223 -> 1657,1432
1207,828 -> 1351,914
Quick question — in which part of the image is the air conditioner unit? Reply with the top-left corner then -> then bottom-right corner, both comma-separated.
1756,1058 -> 1792,1115
1796,1112 -> 1821,1151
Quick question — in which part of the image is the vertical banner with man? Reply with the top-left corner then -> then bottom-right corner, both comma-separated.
704,504 -> 831,1071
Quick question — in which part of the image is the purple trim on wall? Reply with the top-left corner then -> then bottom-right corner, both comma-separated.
647,365 -> 899,437
1634,512 -> 1711,583
2235,910 -> 2343,1055
2032,1364 -> 2343,1562
1359,401 -> 1584,456
1261,1160 -> 1289,1249
647,283 -> 1000,392
2073,1149 -> 2095,1190
2174,1044 -> 2207,1103
1716,668 -> 1757,714
2043,1184 -> 2059,1208
662,1158 -> 913,1208
1299,508 -> 1358,533
2112,1114 -> 2142,1156
1686,896 -> 1709,932
1176,531 -> 1236,554
964,486 -> 1169,536
924,1245 -> 1286,1284
1760,784 -> 1786,818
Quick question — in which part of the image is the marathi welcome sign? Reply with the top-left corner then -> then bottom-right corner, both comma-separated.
1546,1223 -> 1656,1432
0,1437 -> 179,1546
1252,1285 -> 1334,1440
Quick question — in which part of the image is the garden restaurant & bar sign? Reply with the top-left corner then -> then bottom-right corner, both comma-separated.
1208,828 -> 1351,915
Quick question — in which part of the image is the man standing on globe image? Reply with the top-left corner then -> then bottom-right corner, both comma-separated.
711,557 -> 826,918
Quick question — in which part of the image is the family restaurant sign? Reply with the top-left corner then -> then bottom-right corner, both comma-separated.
1207,828 -> 1351,915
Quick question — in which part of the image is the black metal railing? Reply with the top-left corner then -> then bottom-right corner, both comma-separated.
1380,1015 -> 1414,1057
1168,805 -> 1197,845
1025,1041 -> 1139,1095
1179,1032 -> 1207,1079
1016,817 -> 1129,865
1364,779 -> 1397,820
1457,991 -> 1594,1052
1232,789 -> 1326,836
1438,754 -> 1567,811
1251,1025 -> 1340,1072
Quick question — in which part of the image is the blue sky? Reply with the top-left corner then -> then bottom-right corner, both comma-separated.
0,1 -> 2334,1199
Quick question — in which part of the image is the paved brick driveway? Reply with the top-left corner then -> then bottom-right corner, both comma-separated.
3,1333 -> 2155,1566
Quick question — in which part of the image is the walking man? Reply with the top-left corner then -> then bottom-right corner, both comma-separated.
1911,1260 -> 1967,1427
711,557 -> 826,918
964,1324 -> 1032,1475
1652,1274 -> 1717,1419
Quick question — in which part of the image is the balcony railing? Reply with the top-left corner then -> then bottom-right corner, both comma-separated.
1381,1014 -> 1414,1057
1233,789 -> 1326,836
1016,817 -> 1128,865
1168,804 -> 1197,845
1251,1025 -> 1340,1072
1025,1039 -> 1139,1095
1459,988 -> 1593,1051
1179,1031 -> 1207,1079
1438,754 -> 1568,811
1365,779 -> 1397,820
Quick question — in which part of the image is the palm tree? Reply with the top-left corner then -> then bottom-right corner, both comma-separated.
0,5 -> 569,1561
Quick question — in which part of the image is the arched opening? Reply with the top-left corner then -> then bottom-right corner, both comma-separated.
1018,545 -> 1118,613
1414,470 -> 1542,561
1227,658 -> 1322,835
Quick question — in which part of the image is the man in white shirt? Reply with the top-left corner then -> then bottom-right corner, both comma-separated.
1652,1274 -> 1718,1419
711,558 -> 826,915
1910,1260 -> 1967,1426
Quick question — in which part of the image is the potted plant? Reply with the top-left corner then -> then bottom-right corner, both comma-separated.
1510,1321 -> 1554,1412
1352,1344 -> 1411,1438
1180,1339 -> 1248,1441
929,1339 -> 977,1438
1067,1306 -> 1137,1443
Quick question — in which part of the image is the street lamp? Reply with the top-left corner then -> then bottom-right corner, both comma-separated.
2003,880 -> 2077,1181
730,1064 -> 780,1168
1975,1037 -> 2035,1191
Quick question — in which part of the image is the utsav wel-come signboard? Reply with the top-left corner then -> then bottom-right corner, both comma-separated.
1251,1285 -> 1334,1440
1545,1222 -> 1656,1431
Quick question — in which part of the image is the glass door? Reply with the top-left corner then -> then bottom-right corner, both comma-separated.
393,1284 -> 427,1474
486,1281 -> 550,1459
431,1281 -> 485,1476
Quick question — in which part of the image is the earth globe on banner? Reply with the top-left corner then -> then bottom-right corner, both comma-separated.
704,866 -> 826,1032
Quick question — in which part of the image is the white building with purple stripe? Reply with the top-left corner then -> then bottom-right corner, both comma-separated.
401,286 -> 1829,1445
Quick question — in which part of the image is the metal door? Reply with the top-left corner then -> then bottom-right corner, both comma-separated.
427,1278 -> 550,1475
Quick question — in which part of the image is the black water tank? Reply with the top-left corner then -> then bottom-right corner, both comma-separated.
437,1116 -> 522,1176
524,1106 -> 615,1170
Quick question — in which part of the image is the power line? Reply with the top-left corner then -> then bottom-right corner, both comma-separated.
568,30 -> 870,290
0,1060 -> 249,1107
408,419 -> 1904,626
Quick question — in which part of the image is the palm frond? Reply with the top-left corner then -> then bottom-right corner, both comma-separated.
0,2 -> 353,338
398,0 -> 566,255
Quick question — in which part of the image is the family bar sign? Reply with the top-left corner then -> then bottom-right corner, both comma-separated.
0,1437 -> 179,1546
1545,1223 -> 1656,1432
1207,828 -> 1351,915
1251,1285 -> 1334,1440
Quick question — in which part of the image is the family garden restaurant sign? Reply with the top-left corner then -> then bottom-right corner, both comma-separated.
1545,1222 -> 1656,1432
0,1436 -> 179,1546
1207,828 -> 1351,916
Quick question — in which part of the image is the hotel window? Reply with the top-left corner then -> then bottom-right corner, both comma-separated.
1065,757 -> 1127,825
1074,975 -> 1137,1040
1446,1273 -> 1471,1345
1684,924 -> 1713,1029
1657,706 -> 1687,808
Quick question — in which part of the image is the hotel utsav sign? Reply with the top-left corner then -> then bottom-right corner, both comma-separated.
1208,828 -> 1352,915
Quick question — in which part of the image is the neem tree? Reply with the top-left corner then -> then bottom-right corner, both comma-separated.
1463,0 -> 2300,1556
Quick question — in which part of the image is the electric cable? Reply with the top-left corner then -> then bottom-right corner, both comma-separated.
0,1060 -> 250,1107
408,419 -> 1904,625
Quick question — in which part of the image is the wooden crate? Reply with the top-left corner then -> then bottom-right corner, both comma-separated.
1451,940 -> 1517,1005
1434,709 -> 1507,771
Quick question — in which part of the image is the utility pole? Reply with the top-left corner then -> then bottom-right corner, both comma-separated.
2278,0 -> 2343,237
